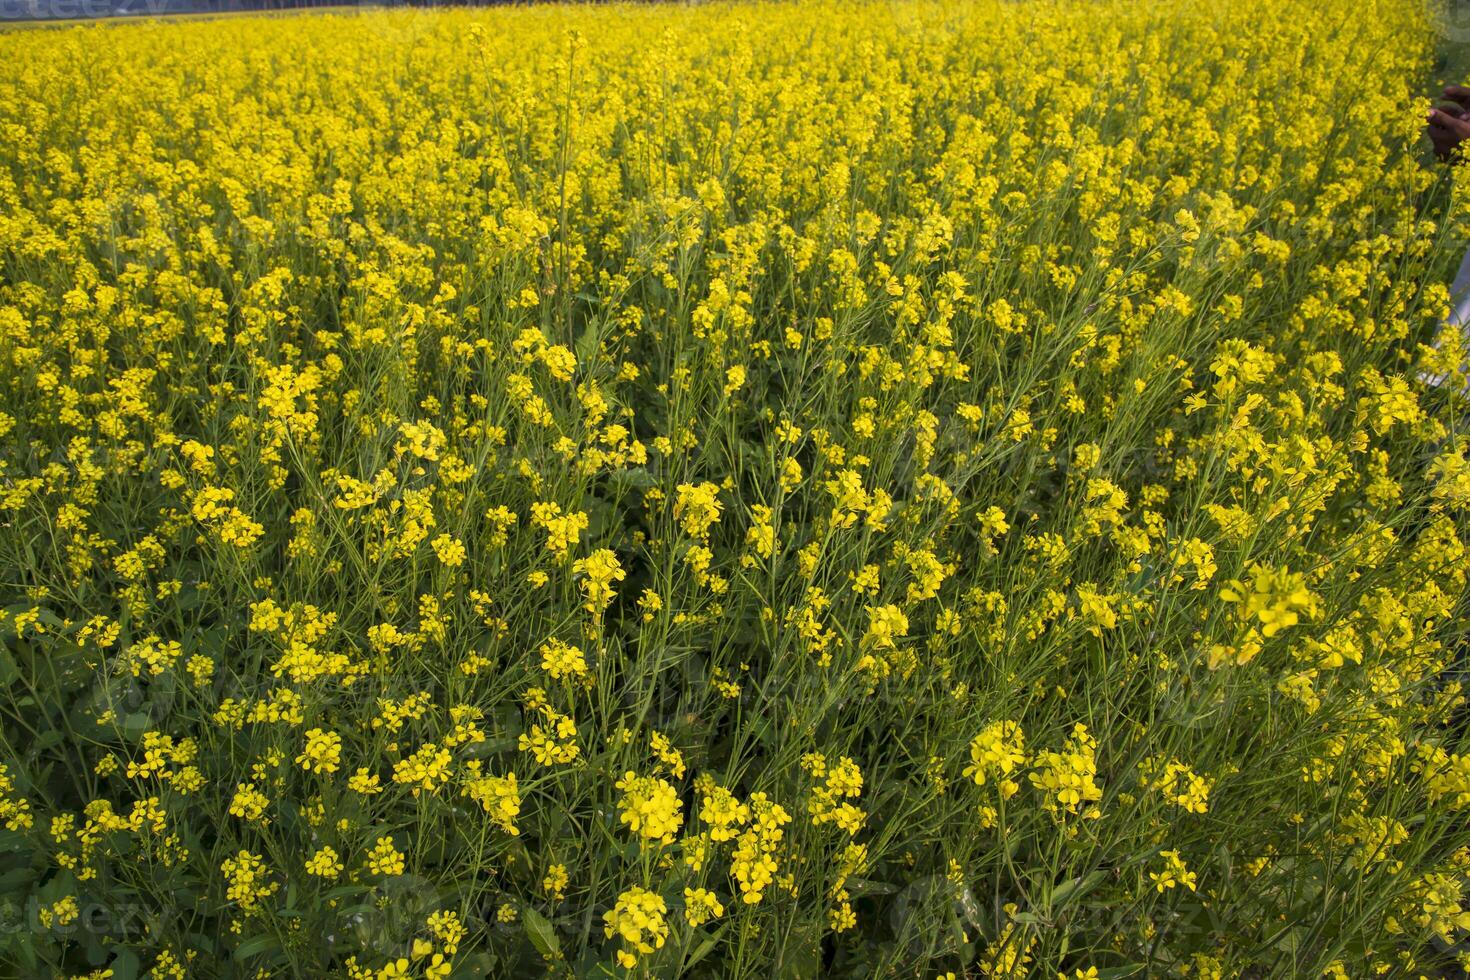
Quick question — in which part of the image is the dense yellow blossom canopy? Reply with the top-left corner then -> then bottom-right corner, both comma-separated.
0,0 -> 1469,976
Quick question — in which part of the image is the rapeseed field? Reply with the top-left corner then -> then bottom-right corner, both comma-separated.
2,0 -> 1470,976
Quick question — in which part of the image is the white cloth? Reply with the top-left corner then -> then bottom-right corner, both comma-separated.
1424,247 -> 1470,390
1452,247 -> 1470,330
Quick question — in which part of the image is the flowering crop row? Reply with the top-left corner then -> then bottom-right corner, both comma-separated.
1,0 -> 1469,977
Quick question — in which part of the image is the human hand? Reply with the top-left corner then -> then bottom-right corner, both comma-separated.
1443,84 -> 1470,113
1429,98 -> 1470,160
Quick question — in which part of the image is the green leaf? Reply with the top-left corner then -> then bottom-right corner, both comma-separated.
232,932 -> 284,963
0,867 -> 36,891
448,951 -> 497,979
612,467 -> 656,490
682,924 -> 727,970
109,950 -> 141,980
522,906 -> 560,959
28,729 -> 64,757
775,929 -> 820,980
1047,870 -> 1106,911
841,876 -> 897,897
575,323 -> 600,364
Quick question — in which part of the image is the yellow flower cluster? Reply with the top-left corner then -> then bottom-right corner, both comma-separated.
963,721 -> 1027,797
614,771 -> 684,845
220,850 -> 277,912
602,886 -> 668,968
463,765 -> 522,836
1029,724 -> 1104,819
